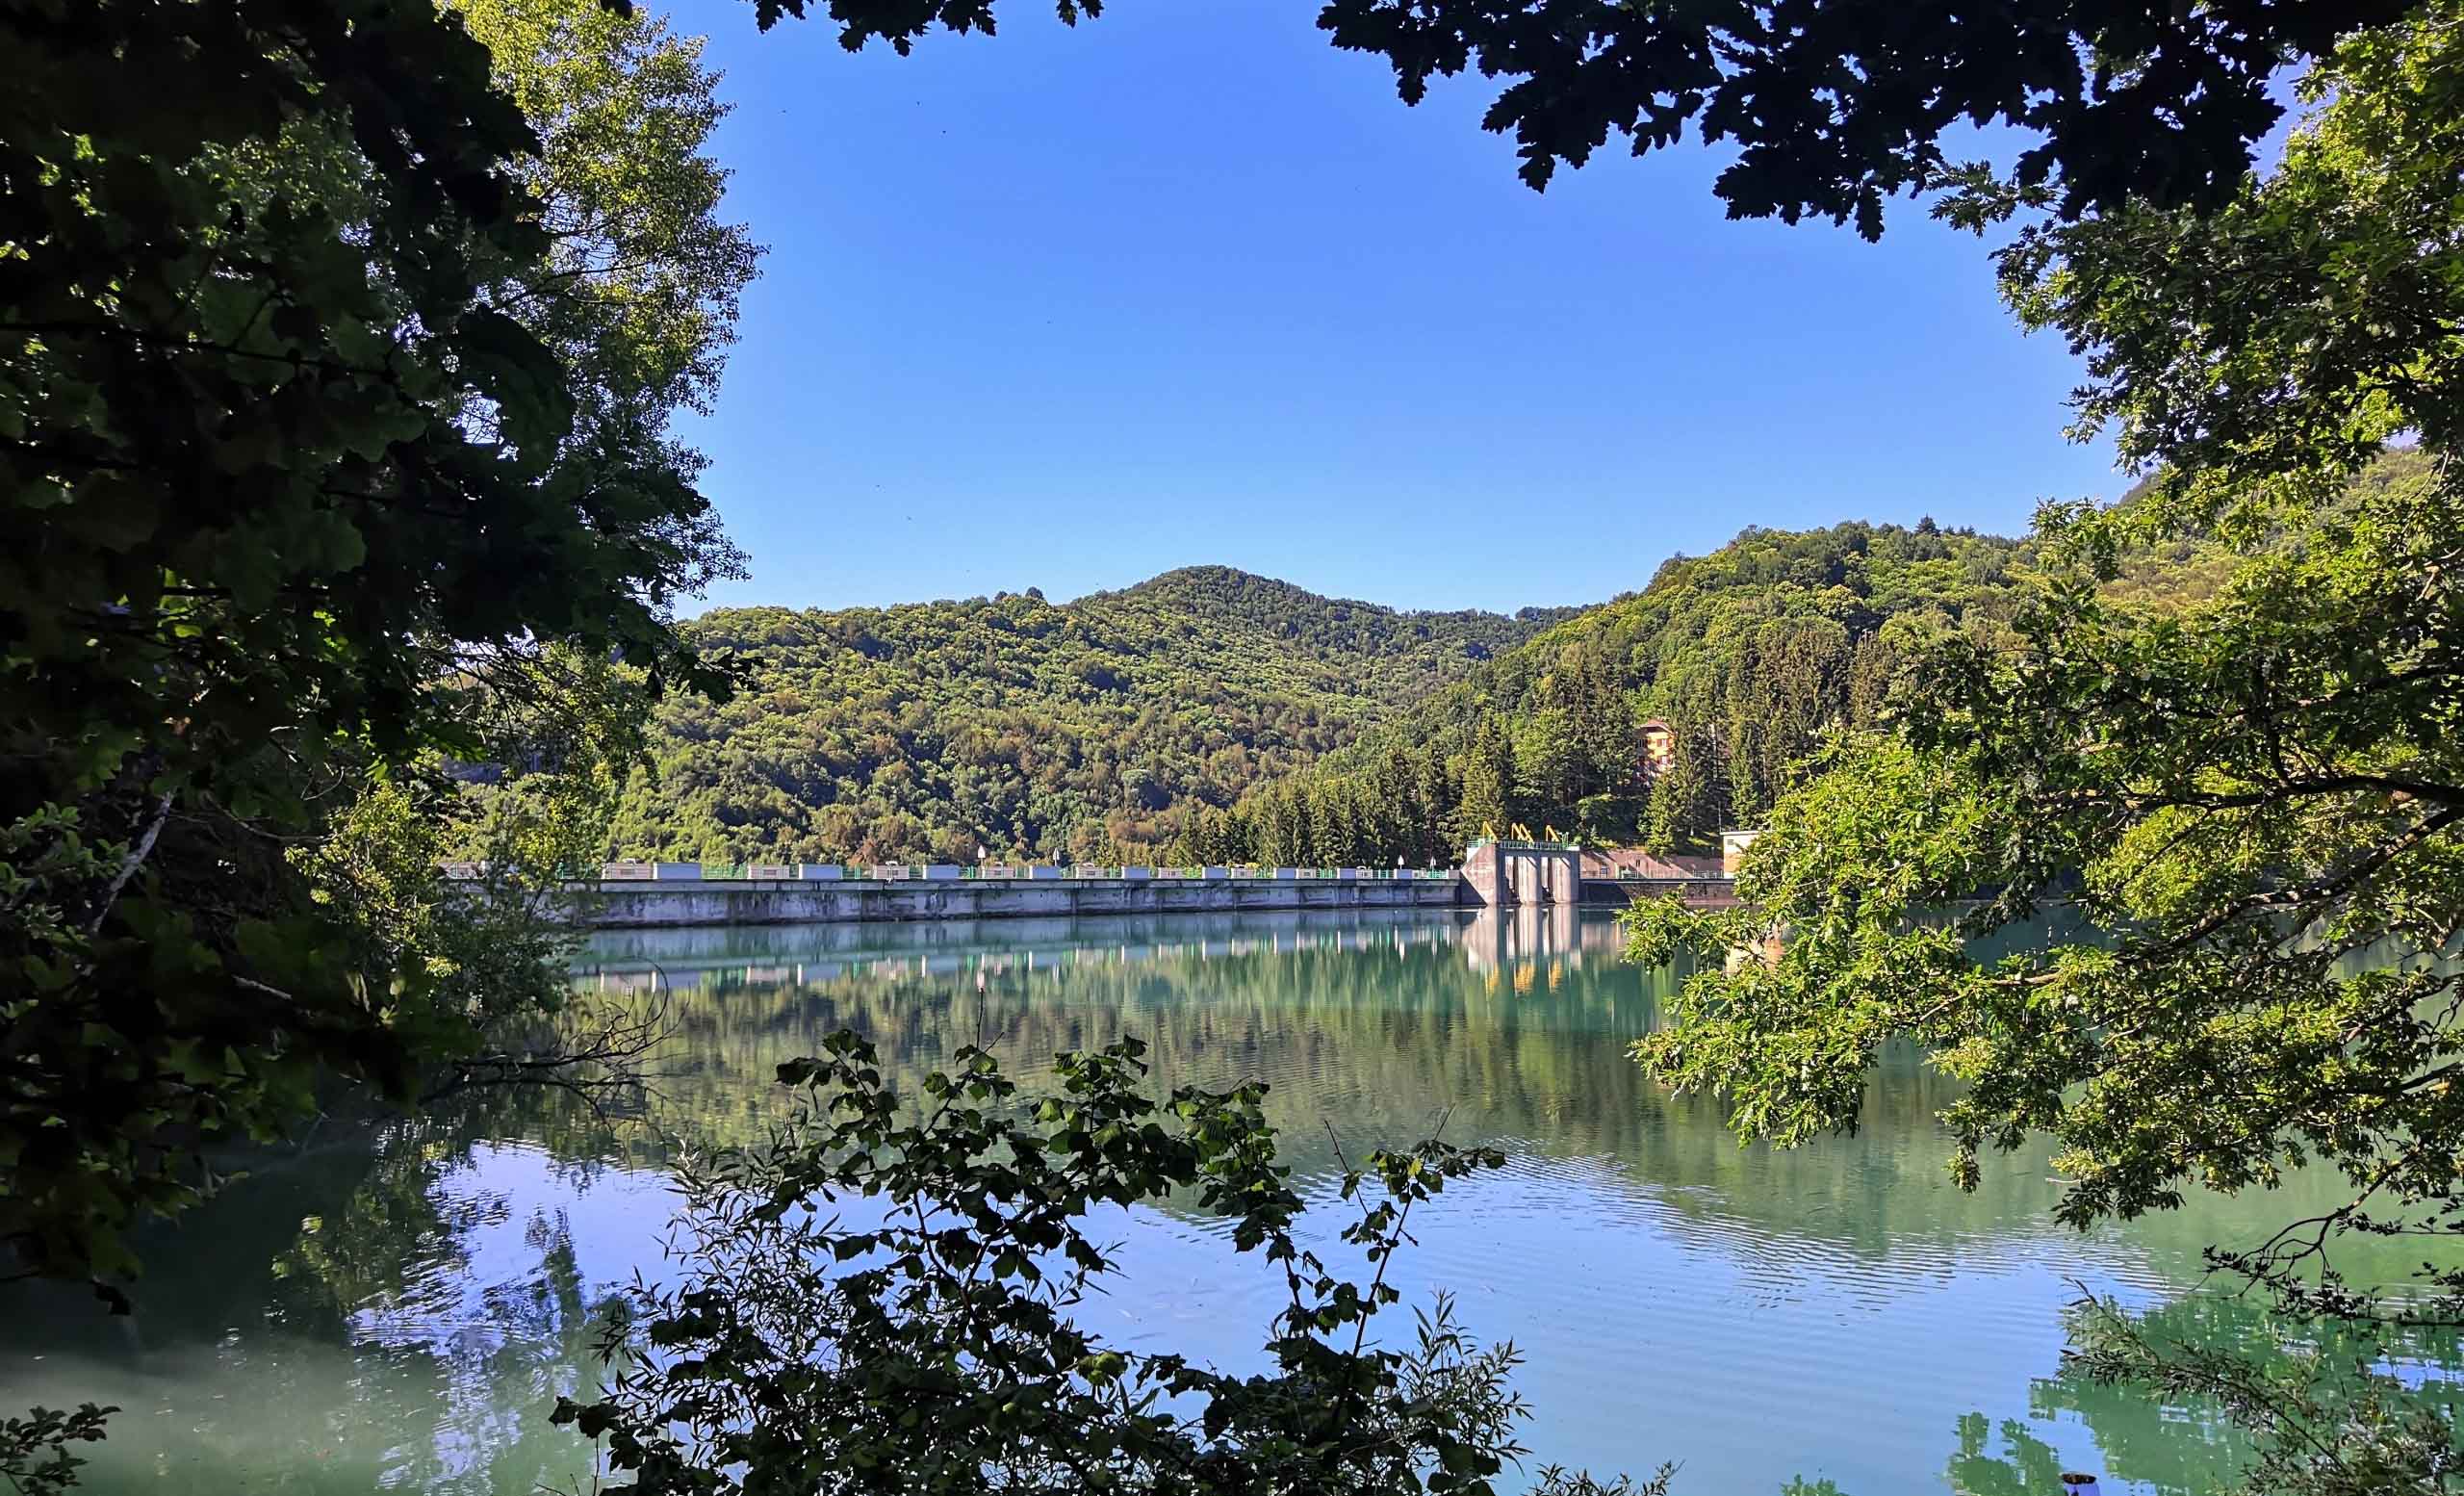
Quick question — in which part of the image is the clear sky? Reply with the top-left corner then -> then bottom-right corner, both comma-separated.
670,1 -> 2126,617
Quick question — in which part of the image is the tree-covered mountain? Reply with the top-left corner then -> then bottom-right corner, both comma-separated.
611,526 -> 2070,870
607,567 -> 1576,863
1180,521 -> 2037,866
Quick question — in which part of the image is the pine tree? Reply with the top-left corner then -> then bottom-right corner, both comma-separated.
1457,718 -> 1515,843
1418,750 -> 1456,864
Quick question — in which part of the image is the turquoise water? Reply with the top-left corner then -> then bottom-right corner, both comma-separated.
0,907 -> 2441,1493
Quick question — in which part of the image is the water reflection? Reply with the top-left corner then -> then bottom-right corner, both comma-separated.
1946,1292 -> 2464,1495
0,908 -> 2439,1494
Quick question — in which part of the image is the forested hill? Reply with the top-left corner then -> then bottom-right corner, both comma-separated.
606,567 -> 1577,864
1083,566 -> 1592,647
1179,521 -> 2034,867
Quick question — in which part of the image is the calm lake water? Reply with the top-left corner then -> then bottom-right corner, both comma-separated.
3,907 -> 2447,1494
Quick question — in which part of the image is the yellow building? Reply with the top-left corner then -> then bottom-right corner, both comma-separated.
1637,718 -> 1675,781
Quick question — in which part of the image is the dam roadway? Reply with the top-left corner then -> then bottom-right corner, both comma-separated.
576,870 -> 1464,928
530,847 -> 1738,929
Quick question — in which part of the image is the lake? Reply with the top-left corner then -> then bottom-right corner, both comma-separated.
0,907 -> 2428,1494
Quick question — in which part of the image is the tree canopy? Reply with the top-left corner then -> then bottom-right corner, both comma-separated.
605,525 -> 2053,872
751,0 -> 2413,236
1630,7 -> 2464,1486
15,0 -> 2464,1488
556,1031 -> 1658,1496
1,0 -> 749,1289
611,567 -> 1566,864
1192,520 -> 2032,868
1317,0 -> 2415,233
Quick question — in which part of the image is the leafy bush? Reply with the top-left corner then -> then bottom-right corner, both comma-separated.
557,1032 -> 1664,1496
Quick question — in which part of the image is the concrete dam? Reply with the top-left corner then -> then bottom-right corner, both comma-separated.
516,839 -> 1738,930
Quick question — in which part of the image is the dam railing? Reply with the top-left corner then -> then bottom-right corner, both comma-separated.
443,861 -> 1465,884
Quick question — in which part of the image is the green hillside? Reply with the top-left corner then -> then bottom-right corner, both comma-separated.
607,566 -> 1574,863
1182,521 -> 2034,865
603,513 -> 2245,869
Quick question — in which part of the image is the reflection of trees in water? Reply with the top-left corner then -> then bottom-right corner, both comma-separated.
1945,1411 -> 2075,1496
1942,1293 -> 2464,1496
0,1126 -> 624,1495
573,920 -> 2374,1276
13,911 -> 2430,1495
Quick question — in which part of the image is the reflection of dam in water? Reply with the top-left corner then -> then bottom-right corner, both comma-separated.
1458,901 -> 1599,976
574,904 -> 1628,996
573,906 -> 1476,994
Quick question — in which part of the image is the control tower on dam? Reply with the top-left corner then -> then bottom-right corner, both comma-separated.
1459,838 -> 1581,907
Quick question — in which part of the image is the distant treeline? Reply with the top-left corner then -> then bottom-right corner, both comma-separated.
1177,520 -> 2033,864
612,524 -> 2090,868
608,566 -> 1575,864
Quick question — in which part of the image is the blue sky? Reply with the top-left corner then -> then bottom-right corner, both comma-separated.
671,1 -> 2125,617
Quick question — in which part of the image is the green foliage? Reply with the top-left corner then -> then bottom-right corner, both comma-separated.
745,0 -> 1105,49
1456,718 -> 1513,843
299,649 -> 654,1056
1308,0 -> 2409,233
613,567 -> 1559,864
2049,1294 -> 2464,1496
1,0 -> 745,1290
1636,453 -> 2464,1314
0,1403 -> 113,1496
15,0 -> 2461,1487
453,0 -> 761,487
1630,8 -> 2464,1487
556,1030 -> 1660,1496
1252,521 -> 2026,864
755,0 -> 2411,235
1632,0 -> 2464,1260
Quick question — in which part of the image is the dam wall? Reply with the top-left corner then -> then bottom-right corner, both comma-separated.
575,872 -> 1464,929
